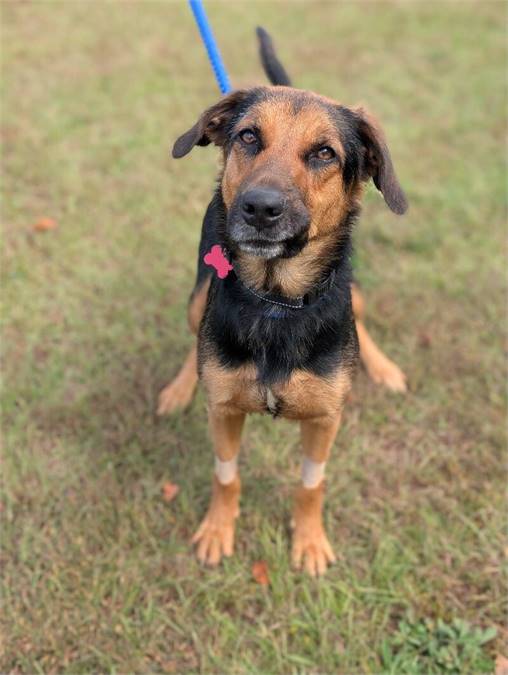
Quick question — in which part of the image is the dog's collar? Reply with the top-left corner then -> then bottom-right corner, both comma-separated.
229,266 -> 338,310
203,245 -> 338,310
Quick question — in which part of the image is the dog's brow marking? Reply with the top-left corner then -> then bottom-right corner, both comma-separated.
302,458 -> 326,489
215,456 -> 238,485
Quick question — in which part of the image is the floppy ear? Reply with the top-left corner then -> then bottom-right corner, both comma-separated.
172,90 -> 249,159
354,107 -> 408,215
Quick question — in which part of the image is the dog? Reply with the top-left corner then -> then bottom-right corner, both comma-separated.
158,28 -> 408,576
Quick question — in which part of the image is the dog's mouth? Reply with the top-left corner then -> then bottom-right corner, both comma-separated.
227,196 -> 311,260
237,238 -> 286,259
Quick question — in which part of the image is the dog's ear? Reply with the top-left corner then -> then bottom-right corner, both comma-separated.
353,107 -> 408,215
172,90 -> 249,159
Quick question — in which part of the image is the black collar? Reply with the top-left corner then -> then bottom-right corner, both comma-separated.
229,261 -> 338,310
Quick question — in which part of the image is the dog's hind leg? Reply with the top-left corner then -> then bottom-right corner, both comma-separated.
157,343 -> 198,415
157,277 -> 211,415
351,283 -> 407,393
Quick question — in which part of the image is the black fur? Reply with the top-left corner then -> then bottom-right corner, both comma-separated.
256,27 -> 292,86
180,32 -> 408,391
195,190 -> 358,387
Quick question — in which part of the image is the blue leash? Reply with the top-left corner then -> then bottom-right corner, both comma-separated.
188,0 -> 232,95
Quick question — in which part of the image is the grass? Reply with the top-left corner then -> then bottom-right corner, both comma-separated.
1,1 -> 506,672
381,617 -> 498,674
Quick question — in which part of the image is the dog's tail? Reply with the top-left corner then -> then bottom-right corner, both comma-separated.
256,26 -> 292,87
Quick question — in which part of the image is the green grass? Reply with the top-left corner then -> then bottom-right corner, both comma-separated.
381,617 -> 497,674
1,1 -> 506,672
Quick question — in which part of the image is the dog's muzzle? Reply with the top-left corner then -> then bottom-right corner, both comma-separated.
228,186 -> 310,259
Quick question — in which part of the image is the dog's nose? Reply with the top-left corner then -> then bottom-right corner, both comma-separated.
241,188 -> 284,229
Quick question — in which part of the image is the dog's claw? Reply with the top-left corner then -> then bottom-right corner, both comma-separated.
192,517 -> 235,566
292,528 -> 336,577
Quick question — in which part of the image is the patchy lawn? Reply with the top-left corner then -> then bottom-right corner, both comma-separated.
1,1 -> 506,672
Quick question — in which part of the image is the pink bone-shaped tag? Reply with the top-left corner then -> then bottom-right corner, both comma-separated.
203,245 -> 233,279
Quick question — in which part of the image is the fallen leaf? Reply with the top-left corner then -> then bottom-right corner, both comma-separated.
162,482 -> 179,502
252,560 -> 270,586
33,217 -> 57,232
495,655 -> 508,675
418,331 -> 432,348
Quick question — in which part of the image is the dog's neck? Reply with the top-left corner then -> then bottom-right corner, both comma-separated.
213,190 -> 357,298
233,229 -> 351,298
215,194 -> 357,298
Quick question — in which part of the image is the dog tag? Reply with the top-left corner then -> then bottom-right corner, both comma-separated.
203,245 -> 233,279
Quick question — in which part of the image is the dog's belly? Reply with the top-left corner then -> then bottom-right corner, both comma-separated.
202,357 -> 351,420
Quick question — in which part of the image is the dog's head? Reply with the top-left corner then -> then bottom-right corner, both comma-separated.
173,87 -> 407,260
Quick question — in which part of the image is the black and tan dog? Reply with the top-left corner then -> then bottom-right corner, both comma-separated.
158,28 -> 408,576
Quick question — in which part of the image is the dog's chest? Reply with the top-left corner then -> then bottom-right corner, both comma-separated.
202,359 -> 349,420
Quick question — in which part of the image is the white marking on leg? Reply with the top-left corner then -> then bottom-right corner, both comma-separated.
214,456 -> 238,485
301,458 -> 326,489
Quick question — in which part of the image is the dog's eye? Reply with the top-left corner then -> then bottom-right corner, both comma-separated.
239,129 -> 257,145
316,146 -> 335,161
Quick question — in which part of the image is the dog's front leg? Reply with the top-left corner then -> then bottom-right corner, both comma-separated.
292,414 -> 341,577
192,409 -> 245,566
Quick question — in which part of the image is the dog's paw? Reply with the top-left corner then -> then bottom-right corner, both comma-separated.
366,357 -> 407,393
192,516 -> 236,566
292,527 -> 336,577
157,377 -> 194,415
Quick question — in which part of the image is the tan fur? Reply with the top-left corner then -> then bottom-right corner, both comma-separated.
290,414 -> 342,575
236,230 -> 346,298
202,358 -> 266,415
300,413 -> 343,463
274,369 -> 351,420
188,276 -> 211,335
157,343 -> 198,415
355,321 -> 407,393
158,281 -> 406,415
208,408 -> 245,462
351,282 -> 365,320
166,87 -> 408,574
351,283 -> 407,392
157,279 -> 210,415
202,354 -> 352,420
192,474 -> 241,566
292,482 -> 336,576
221,95 -> 362,298
199,356 -> 349,569
192,408 -> 245,565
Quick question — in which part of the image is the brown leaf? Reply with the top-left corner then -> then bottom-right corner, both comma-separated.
162,482 -> 180,503
495,655 -> 508,675
252,560 -> 270,586
418,331 -> 432,348
33,217 -> 57,232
